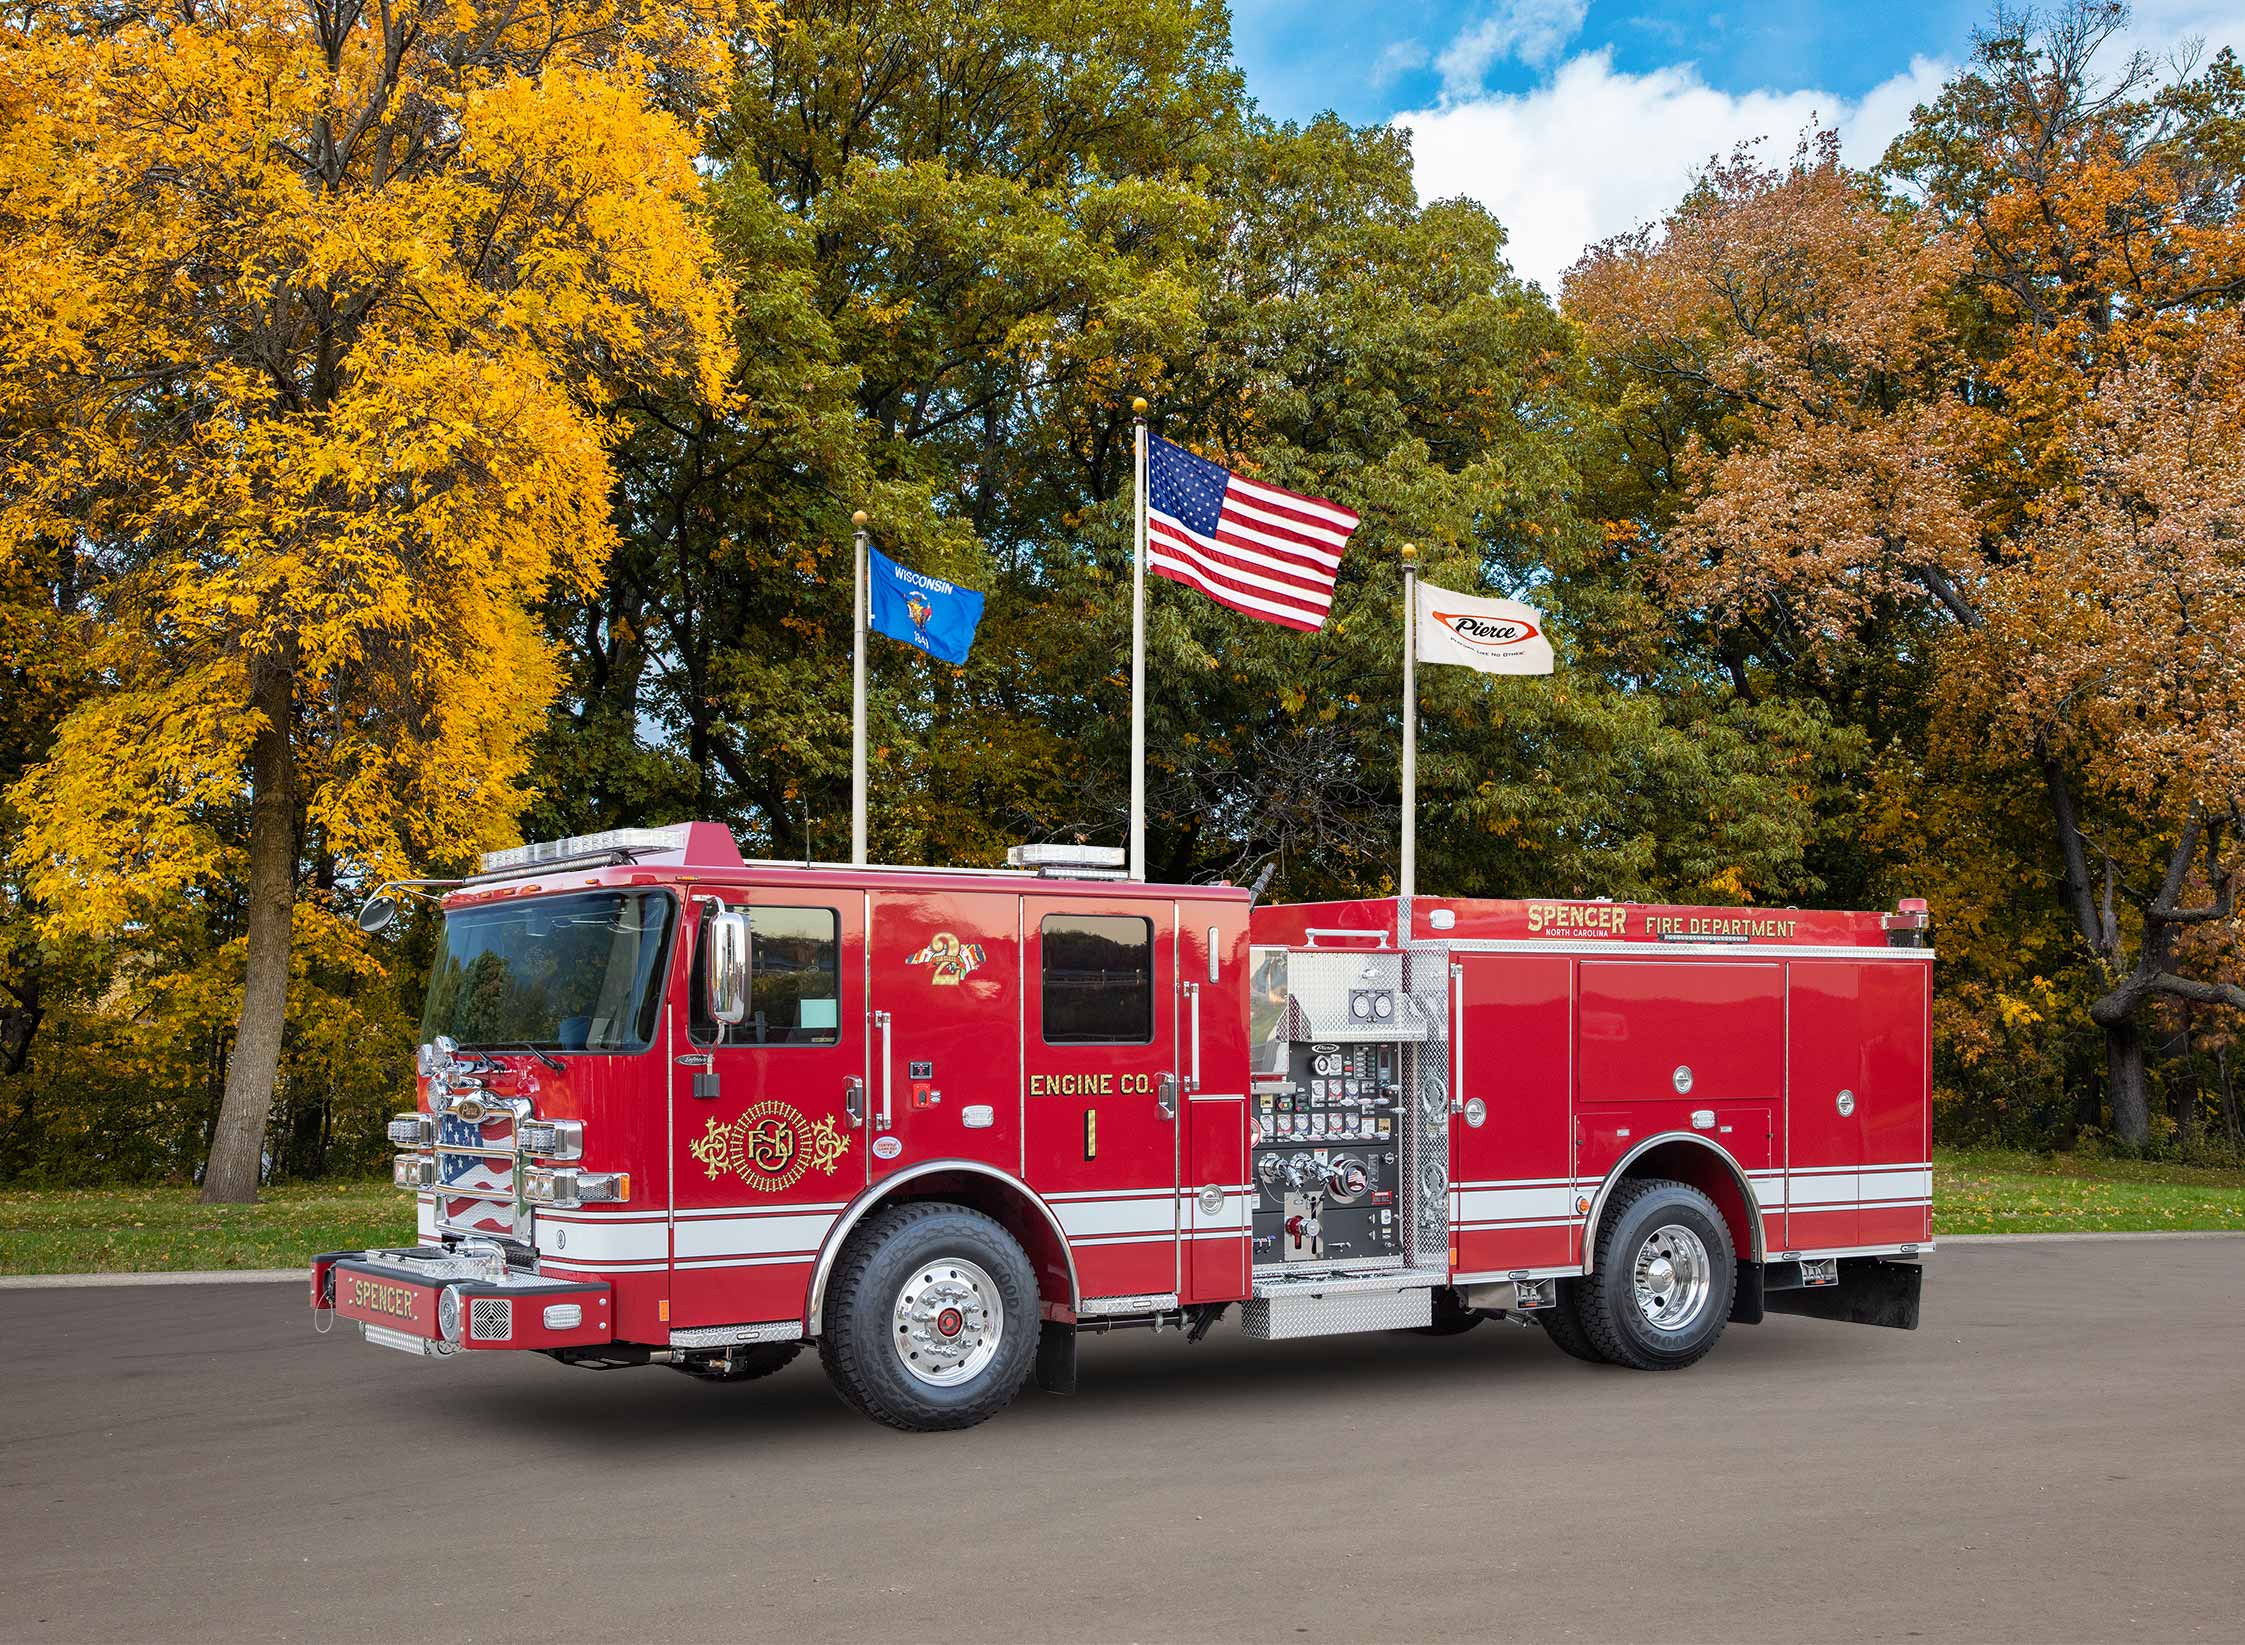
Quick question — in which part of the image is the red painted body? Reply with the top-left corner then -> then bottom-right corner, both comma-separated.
320,828 -> 1931,1356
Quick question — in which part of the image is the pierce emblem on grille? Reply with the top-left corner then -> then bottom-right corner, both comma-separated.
690,1103 -> 850,1192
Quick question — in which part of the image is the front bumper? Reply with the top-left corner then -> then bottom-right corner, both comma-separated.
312,1247 -> 613,1355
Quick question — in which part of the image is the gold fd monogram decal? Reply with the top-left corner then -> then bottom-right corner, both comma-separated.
907,930 -> 986,985
691,1102 -> 849,1192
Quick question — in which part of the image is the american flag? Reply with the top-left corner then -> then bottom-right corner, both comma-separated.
1146,435 -> 1359,632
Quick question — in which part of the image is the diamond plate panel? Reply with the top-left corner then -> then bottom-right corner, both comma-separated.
1283,950 -> 1428,1042
1402,944 -> 1453,1269
1239,1285 -> 1434,1339
669,1320 -> 803,1348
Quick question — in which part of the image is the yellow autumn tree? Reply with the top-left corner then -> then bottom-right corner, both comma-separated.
0,0 -> 753,1200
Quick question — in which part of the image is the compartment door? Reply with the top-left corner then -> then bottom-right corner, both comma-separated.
1785,961 -> 1861,1251
1452,953 -> 1576,1274
1023,897 -> 1179,1304
865,891 -> 1023,1185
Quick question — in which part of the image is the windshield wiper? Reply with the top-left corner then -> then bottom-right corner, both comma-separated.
458,1041 -> 567,1072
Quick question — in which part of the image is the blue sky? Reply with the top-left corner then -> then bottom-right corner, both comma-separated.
1228,0 -> 2245,291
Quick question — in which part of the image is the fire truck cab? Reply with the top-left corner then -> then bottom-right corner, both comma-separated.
315,823 -> 1933,1431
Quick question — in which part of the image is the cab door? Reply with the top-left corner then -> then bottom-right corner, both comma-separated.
864,890 -> 1022,1182
670,887 -> 868,1330
1023,895 -> 1179,1303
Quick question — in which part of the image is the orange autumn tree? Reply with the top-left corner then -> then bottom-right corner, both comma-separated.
0,0 -> 750,1199
1572,5 -> 2245,1141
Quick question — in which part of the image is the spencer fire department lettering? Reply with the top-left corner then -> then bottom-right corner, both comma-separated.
1520,902 -> 1803,941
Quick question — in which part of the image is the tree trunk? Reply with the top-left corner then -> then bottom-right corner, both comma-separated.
2104,1017 -> 2149,1148
2218,1047 -> 2241,1150
200,661 -> 297,1204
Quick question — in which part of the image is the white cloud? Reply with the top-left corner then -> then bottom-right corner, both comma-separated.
1400,50 -> 1952,294
1401,4 -> 2245,297
1371,37 -> 1432,92
1436,1 -> 1591,99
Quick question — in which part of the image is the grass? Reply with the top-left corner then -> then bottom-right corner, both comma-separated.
0,1180 -> 411,1275
1,1149 -> 2241,1274
1932,1148 -> 2245,1235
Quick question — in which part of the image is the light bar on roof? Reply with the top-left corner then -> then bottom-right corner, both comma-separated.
478,825 -> 694,875
1007,843 -> 1126,870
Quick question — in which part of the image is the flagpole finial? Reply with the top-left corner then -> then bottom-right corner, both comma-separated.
1132,397 -> 1148,416
851,510 -> 868,529
1401,541 -> 1416,561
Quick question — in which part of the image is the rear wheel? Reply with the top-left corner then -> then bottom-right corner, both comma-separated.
1534,1281 -> 1610,1363
817,1202 -> 1038,1431
1576,1178 -> 1735,1371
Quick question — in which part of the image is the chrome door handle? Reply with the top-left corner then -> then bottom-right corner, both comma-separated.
844,1075 -> 865,1129
1157,1073 -> 1178,1121
874,1011 -> 893,1130
1184,982 -> 1201,1093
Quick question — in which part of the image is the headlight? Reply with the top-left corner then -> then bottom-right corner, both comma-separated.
392,1154 -> 435,1190
518,1119 -> 584,1161
386,1113 -> 433,1148
524,1168 -> 629,1208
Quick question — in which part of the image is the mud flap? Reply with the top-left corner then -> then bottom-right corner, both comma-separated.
1035,1320 -> 1078,1394
1762,1257 -> 1923,1330
1730,1259 -> 1765,1325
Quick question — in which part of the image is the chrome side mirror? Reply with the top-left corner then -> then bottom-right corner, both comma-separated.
357,893 -> 398,933
705,909 -> 751,1026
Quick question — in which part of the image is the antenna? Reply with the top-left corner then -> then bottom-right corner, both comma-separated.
1247,861 -> 1277,907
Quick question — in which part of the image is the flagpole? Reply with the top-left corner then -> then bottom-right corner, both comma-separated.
851,509 -> 869,867
1130,396 -> 1149,881
1400,541 -> 1417,901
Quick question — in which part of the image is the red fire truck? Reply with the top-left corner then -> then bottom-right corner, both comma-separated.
314,823 -> 1934,1431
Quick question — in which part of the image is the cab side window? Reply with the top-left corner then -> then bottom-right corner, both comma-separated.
1040,914 -> 1153,1045
691,905 -> 841,1046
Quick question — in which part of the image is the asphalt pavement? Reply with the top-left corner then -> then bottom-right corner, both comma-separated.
2,1237 -> 2240,1643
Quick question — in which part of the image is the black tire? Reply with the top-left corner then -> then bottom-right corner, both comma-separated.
1535,1281 -> 1611,1363
1411,1288 -> 1484,1336
673,1342 -> 802,1383
816,1202 -> 1039,1432
1577,1177 -> 1736,1371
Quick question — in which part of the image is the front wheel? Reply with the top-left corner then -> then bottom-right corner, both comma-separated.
817,1202 -> 1039,1431
1576,1178 -> 1735,1371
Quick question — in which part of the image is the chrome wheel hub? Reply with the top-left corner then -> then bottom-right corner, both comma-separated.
1632,1223 -> 1712,1332
892,1257 -> 1002,1387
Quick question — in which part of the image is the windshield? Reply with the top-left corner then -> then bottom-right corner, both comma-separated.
421,890 -> 676,1054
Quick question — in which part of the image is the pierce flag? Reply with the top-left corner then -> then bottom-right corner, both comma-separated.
1414,580 -> 1554,675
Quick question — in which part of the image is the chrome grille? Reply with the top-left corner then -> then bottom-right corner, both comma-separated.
469,1297 -> 514,1341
